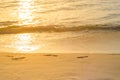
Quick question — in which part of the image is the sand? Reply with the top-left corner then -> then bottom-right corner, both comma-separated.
0,53 -> 120,80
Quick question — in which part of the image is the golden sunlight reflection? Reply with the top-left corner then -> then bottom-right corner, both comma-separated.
15,34 -> 39,52
18,0 -> 34,25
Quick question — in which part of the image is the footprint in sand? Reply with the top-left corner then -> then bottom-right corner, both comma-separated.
6,55 -> 26,60
11,57 -> 26,60
44,54 -> 58,57
76,56 -> 88,59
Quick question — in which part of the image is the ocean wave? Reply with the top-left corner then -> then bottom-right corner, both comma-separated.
0,24 -> 120,34
0,21 -> 18,27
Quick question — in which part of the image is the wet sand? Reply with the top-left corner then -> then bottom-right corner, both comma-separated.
0,53 -> 120,80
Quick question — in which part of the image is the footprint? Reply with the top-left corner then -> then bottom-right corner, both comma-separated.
12,57 -> 26,60
77,56 -> 88,58
44,54 -> 58,57
52,55 -> 58,57
44,54 -> 52,56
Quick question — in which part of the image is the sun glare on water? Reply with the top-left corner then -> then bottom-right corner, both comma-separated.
15,34 -> 39,53
18,0 -> 35,25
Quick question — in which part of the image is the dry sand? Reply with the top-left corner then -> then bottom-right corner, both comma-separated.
0,53 -> 120,80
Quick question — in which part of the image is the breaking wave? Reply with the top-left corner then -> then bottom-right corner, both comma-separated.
0,24 -> 120,34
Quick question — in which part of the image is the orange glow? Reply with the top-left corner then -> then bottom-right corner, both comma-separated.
18,0 -> 34,25
15,34 -> 39,52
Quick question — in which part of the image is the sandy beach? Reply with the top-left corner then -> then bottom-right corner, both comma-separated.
0,0 -> 120,80
0,53 -> 120,80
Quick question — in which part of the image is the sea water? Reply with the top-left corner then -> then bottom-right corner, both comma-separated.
0,0 -> 120,53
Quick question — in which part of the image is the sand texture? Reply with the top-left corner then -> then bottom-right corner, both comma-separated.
0,53 -> 120,80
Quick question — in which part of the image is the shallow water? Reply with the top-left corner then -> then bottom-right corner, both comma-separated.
0,31 -> 120,53
0,0 -> 120,53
